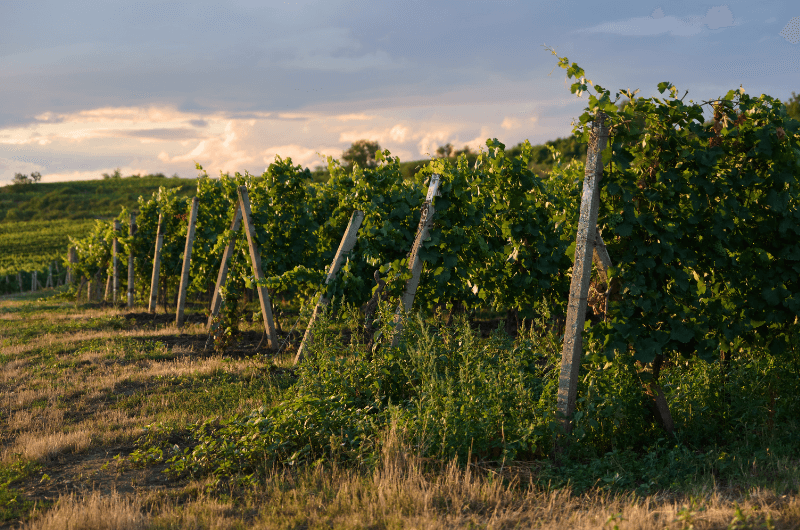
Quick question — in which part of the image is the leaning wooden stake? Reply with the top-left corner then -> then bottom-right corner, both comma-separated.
206,203 -> 243,331
112,220 -> 120,304
556,113 -> 609,433
176,197 -> 199,328
295,210 -> 365,364
391,174 -> 442,348
127,213 -> 137,308
148,213 -> 165,313
237,186 -> 278,349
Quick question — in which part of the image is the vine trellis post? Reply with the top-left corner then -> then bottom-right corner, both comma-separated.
112,220 -> 120,304
206,202 -> 242,334
176,197 -> 199,328
127,213 -> 137,308
294,209 -> 365,364
556,112 -> 609,434
148,213 -> 165,313
237,186 -> 278,349
67,246 -> 77,285
391,174 -> 442,348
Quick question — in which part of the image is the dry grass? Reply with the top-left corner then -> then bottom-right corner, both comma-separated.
4,293 -> 800,529
19,452 -> 800,529
1,301 -> 278,464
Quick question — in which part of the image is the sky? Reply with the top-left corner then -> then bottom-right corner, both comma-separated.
1,0 -> 798,185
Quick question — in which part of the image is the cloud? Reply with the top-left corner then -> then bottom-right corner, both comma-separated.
260,145 -> 341,171
157,120 -> 256,174
264,26 -> 409,73
501,116 -> 521,130
335,113 -> 376,122
580,5 -> 736,37
113,128 -> 201,140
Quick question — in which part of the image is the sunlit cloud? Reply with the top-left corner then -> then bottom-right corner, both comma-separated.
501,117 -> 522,130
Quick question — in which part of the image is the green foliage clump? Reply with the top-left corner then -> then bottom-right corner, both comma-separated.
133,305 -> 562,486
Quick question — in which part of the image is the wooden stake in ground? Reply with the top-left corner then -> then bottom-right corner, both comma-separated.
295,210 -> 365,364
391,174 -> 442,348
31,271 -> 36,293
176,197 -> 199,328
557,113 -> 608,432
148,213 -> 165,313
206,203 -> 243,331
104,270 -> 112,302
67,246 -> 77,285
128,213 -> 137,308
46,263 -> 53,289
237,186 -> 278,349
556,112 -> 609,433
112,220 -> 120,304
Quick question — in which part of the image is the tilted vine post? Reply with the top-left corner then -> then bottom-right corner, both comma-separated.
295,209 -> 365,364
127,213 -> 137,308
391,174 -> 441,348
148,213 -> 165,313
206,202 -> 243,331
237,186 -> 278,349
556,112 -> 609,433
176,197 -> 199,328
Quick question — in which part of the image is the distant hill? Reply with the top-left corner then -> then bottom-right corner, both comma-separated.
0,175 -> 196,223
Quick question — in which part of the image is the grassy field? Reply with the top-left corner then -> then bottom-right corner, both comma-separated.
1,288 -> 799,529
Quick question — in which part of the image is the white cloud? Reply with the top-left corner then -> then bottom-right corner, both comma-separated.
157,120 -> 255,174
261,145 -> 340,171
580,5 -> 736,37
335,113 -> 376,122
501,116 -> 521,130
389,125 -> 409,143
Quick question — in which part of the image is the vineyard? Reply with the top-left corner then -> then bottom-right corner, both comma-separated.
3,54 -> 800,527
0,219 -> 95,294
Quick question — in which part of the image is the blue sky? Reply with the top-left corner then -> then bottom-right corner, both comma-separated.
0,0 -> 798,184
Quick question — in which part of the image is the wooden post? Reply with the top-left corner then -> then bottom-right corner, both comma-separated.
104,270 -> 112,301
148,213 -> 165,313
128,213 -> 137,308
237,186 -> 278,349
67,246 -> 76,284
295,210 -> 365,364
176,197 -> 199,328
556,113 -> 609,433
391,174 -> 442,348
112,220 -> 120,304
207,203 -> 243,330
46,264 -> 53,288
31,271 -> 36,292
17,272 -> 22,293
